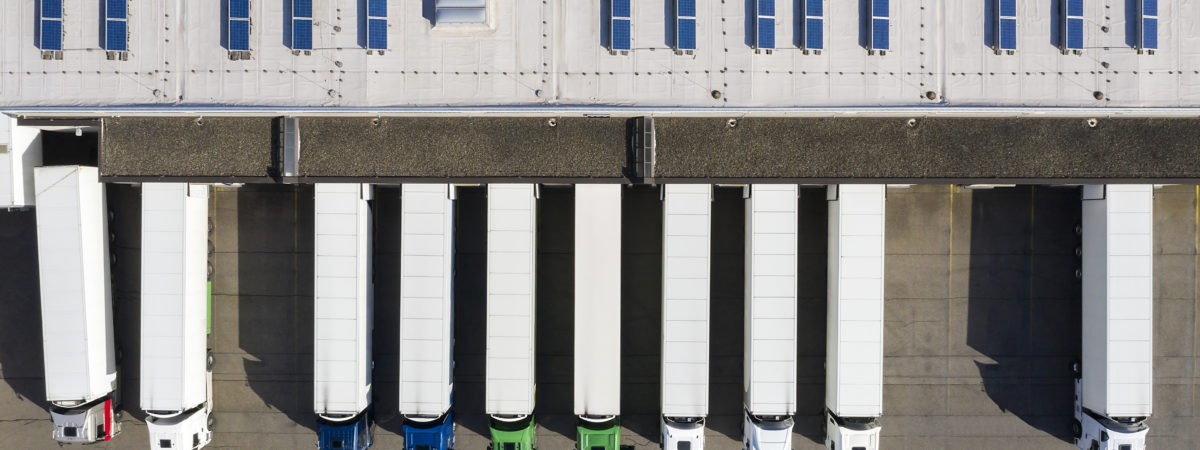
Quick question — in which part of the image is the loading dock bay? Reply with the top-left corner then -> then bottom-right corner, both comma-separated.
0,184 -> 1197,449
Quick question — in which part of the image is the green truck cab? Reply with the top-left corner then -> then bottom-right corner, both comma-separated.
489,415 -> 536,450
576,417 -> 620,450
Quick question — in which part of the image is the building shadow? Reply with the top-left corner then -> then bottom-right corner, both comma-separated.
534,186 -> 576,439
706,186 -> 745,440
966,186 -> 1081,443
372,186 -> 404,435
0,208 -> 48,411
793,187 -> 828,445
237,184 -> 317,432
454,187 -> 489,438
620,186 -> 664,442
107,184 -> 144,420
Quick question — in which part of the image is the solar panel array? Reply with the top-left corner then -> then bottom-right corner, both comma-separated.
1139,0 -> 1157,52
869,0 -> 889,53
675,0 -> 696,53
228,0 -> 251,52
103,0 -> 128,52
611,0 -> 632,52
291,0 -> 313,51
755,0 -> 775,52
39,0 -> 63,52
995,0 -> 1017,53
367,0 -> 387,50
1061,0 -> 1083,53
802,0 -> 823,53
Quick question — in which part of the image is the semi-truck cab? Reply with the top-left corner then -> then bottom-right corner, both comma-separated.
313,183 -> 376,450
660,184 -> 712,450
399,184 -> 457,450
573,184 -> 623,450
141,182 -> 215,449
34,165 -> 121,444
485,184 -> 539,450
742,184 -> 799,450
824,185 -> 885,450
1074,185 -> 1153,450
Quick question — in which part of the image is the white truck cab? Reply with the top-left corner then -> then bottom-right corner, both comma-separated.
662,416 -> 705,450
824,415 -> 880,450
742,414 -> 793,450
50,399 -> 120,443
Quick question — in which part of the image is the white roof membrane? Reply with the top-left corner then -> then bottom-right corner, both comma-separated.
825,184 -> 885,418
140,183 -> 210,413
34,165 -> 116,404
3,0 -> 1200,108
313,183 -> 373,418
661,184 -> 711,418
485,183 -> 537,417
1080,184 -> 1153,417
573,184 -> 622,417
398,183 -> 455,417
744,184 -> 798,416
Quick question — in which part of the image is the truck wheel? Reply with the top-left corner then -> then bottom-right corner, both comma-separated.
1070,360 -> 1081,378
1071,419 -> 1081,438
1074,223 -> 1082,236
207,414 -> 216,430
207,350 -> 215,370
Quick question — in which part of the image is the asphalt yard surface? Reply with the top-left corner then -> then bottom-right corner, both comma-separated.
0,184 -> 1197,449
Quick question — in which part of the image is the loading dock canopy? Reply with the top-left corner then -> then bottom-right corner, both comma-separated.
98,116 -> 1200,183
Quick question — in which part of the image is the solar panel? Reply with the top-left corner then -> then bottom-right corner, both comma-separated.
1138,0 -> 1157,52
106,0 -> 127,19
293,0 -> 312,18
41,0 -> 62,19
230,0 -> 250,19
368,0 -> 387,17
869,0 -> 889,53
755,0 -> 775,52
994,0 -> 1017,53
40,18 -> 62,51
367,18 -> 387,50
105,20 -> 128,52
229,18 -> 251,51
291,0 -> 313,51
675,0 -> 697,52
802,0 -> 823,52
1061,0 -> 1083,52
610,0 -> 632,52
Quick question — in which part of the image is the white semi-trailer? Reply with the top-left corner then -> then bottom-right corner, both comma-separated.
485,184 -> 539,449
141,183 -> 214,449
660,184 -> 712,450
399,184 -> 457,450
0,116 -> 42,209
824,185 -> 885,450
33,165 -> 121,443
574,184 -> 622,450
742,184 -> 798,450
313,183 -> 375,450
1074,185 -> 1153,450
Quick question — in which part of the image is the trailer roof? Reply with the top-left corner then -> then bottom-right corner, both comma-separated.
140,183 -> 210,412
398,184 -> 455,417
34,165 -> 114,402
485,184 -> 538,417
661,184 -> 711,417
744,184 -> 798,416
4,1 -> 1200,108
574,184 -> 622,417
826,184 -> 885,417
313,183 -> 373,416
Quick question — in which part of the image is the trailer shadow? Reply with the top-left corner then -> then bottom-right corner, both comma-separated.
371,186 -> 404,436
453,187 -> 490,438
0,209 -> 49,412
793,187 -> 829,446
966,186 -> 1081,444
107,184 -> 145,421
534,186 -> 576,440
706,187 -> 745,441
620,185 -> 664,444
236,185 -> 317,432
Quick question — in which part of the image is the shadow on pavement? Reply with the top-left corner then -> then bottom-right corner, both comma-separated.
237,185 -> 317,432
372,186 -> 404,435
0,208 -> 48,411
534,186 -> 576,440
707,187 -> 745,441
454,187 -> 489,438
620,186 -> 664,444
794,187 -> 829,445
967,186 -> 1081,443
107,184 -> 144,421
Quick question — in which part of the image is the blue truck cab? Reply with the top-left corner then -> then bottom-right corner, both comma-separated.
403,410 -> 455,450
318,408 -> 374,450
